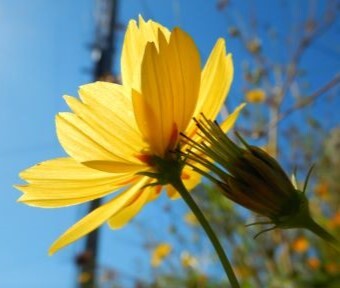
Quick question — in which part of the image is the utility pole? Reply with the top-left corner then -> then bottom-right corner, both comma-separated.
76,1 -> 119,287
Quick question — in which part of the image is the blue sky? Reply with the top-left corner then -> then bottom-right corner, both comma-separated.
0,1 -> 339,287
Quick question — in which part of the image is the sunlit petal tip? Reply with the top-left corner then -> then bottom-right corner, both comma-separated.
62,95 -> 79,110
239,102 -> 247,109
138,14 -> 146,25
226,53 -> 234,73
48,178 -> 149,255
220,103 -> 246,133
18,166 -> 40,181
18,170 -> 27,180
14,183 -> 23,190
216,37 -> 226,45
171,27 -> 199,52
127,18 -> 137,27
214,38 -> 232,59
55,113 -> 64,121
49,243 -> 59,256
62,95 -> 74,102
138,15 -> 165,32
170,27 -> 199,53
78,81 -> 102,94
213,38 -> 226,54
48,205 -> 111,256
16,193 -> 39,205
16,194 -> 26,203
226,52 -> 233,64
55,113 -> 69,129
218,38 -> 232,56
14,186 -> 26,200
78,81 -> 101,93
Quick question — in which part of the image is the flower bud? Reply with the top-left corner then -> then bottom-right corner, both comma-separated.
182,115 -> 339,249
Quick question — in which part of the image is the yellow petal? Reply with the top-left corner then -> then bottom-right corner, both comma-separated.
186,39 -> 233,137
78,82 -> 142,142
133,28 -> 201,156
49,177 -> 148,255
64,95 -> 143,160
57,83 -> 146,165
16,158 -> 134,207
107,185 -> 159,229
220,103 -> 246,133
18,157 -> 116,183
121,16 -> 170,89
83,160 -> 147,174
57,113 -> 125,162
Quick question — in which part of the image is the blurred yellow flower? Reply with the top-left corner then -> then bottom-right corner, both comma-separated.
151,243 -> 172,267
184,211 -> 199,226
314,181 -> 329,198
325,262 -> 339,274
246,38 -> 261,54
307,257 -> 320,270
234,266 -> 253,279
181,251 -> 198,268
292,236 -> 310,253
329,211 -> 340,229
245,88 -> 266,103
78,272 -> 92,284
16,16 -> 243,255
196,274 -> 208,285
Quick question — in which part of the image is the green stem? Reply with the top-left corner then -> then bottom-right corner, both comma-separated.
171,176 -> 240,288
306,217 -> 340,252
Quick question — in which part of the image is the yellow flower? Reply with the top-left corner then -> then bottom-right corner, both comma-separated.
307,257 -> 320,270
245,88 -> 266,103
234,266 -> 253,279
184,211 -> 199,226
325,262 -> 340,274
16,16 -> 243,255
314,181 -> 329,198
329,211 -> 340,229
246,39 -> 261,54
78,272 -> 92,284
151,243 -> 172,267
181,251 -> 198,268
291,236 -> 309,253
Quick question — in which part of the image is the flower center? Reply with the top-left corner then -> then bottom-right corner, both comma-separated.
136,149 -> 184,186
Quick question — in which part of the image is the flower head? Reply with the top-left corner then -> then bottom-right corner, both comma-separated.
15,17 -> 243,254
183,116 -> 339,247
183,116 -> 301,224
